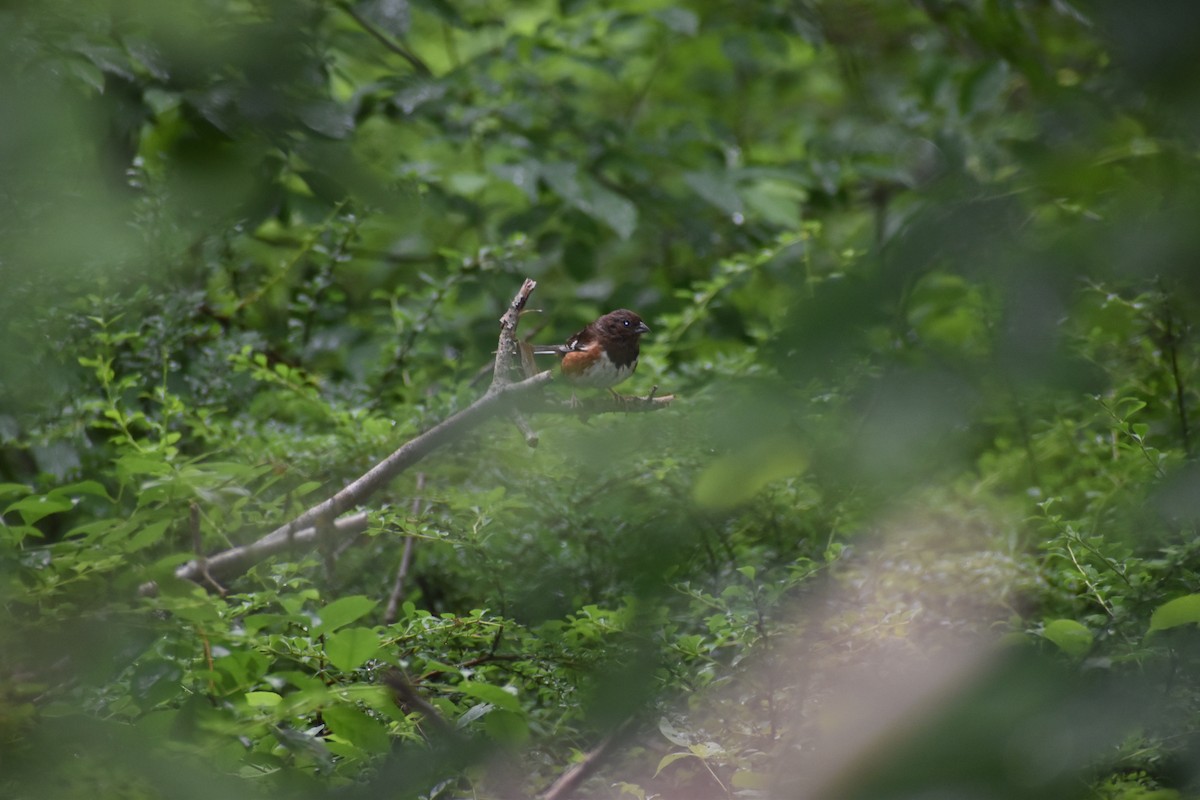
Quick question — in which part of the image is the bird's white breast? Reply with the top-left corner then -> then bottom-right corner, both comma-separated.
570,350 -> 637,388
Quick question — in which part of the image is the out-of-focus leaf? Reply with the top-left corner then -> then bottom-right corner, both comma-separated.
653,8 -> 699,36
484,709 -> 528,744
245,691 -> 283,708
540,162 -> 637,238
300,101 -> 356,140
459,681 -> 522,714
356,0 -> 410,36
1149,595 -> 1200,633
654,751 -> 697,777
5,494 -> 75,525
322,704 -> 390,753
693,437 -> 807,510
684,171 -> 743,216
1042,619 -> 1093,657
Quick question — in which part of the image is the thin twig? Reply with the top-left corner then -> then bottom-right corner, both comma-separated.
1066,541 -> 1115,618
336,1 -> 432,76
383,668 -> 456,740
384,473 -> 426,624
1159,288 -> 1192,457
190,502 -> 226,595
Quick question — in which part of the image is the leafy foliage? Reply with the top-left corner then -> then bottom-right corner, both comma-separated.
4,1 -> 1200,798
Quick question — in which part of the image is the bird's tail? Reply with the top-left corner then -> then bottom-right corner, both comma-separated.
528,344 -> 569,355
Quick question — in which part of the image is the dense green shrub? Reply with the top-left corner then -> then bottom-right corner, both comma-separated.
4,1 -> 1200,798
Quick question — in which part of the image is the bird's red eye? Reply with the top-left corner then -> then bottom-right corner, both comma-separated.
622,319 -> 630,326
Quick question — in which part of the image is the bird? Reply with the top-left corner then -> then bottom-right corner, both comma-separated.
529,309 -> 651,396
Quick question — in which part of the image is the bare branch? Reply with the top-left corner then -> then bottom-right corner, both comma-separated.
140,370 -> 550,596
140,512 -> 371,595
494,278 -> 537,387
510,411 -> 540,447
239,370 -> 550,548
495,279 -> 540,446
383,668 -> 456,741
540,719 -> 634,800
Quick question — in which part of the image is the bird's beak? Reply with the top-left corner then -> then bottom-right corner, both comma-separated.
636,321 -> 651,335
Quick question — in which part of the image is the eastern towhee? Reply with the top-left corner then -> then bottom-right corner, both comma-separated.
530,309 -> 651,394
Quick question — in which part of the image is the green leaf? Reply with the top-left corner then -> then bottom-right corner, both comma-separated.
741,177 -> 806,227
653,7 -> 699,36
732,770 -> 770,789
658,717 -> 691,747
272,725 -> 334,771
322,705 -> 390,754
292,481 -> 323,498
164,596 -> 222,624
456,702 -> 494,728
115,454 -> 172,479
0,483 -> 31,500
693,437 -> 807,510
689,741 -> 723,758
581,179 -> 637,240
313,595 -> 378,636
1149,594 -> 1200,632
540,162 -> 637,239
684,171 -> 742,215
325,627 -> 381,671
1042,619 -> 1093,657
540,161 -> 582,204
654,751 -> 698,777
483,709 -> 529,745
49,480 -> 111,500
614,782 -> 646,800
245,691 -> 283,708
5,494 -> 75,524
459,681 -> 523,714
127,519 -> 171,551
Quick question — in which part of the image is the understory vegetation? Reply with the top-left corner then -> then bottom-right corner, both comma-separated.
3,1 -> 1200,798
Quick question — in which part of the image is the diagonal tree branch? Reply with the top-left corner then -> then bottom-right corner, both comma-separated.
139,279 -> 672,596
139,370 -> 550,596
148,511 -> 372,591
539,718 -> 635,800
140,281 -> 545,595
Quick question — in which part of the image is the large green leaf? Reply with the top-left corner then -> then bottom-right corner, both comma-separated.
5,493 -> 75,524
459,681 -> 523,714
313,596 -> 378,636
1149,595 -> 1200,633
322,705 -> 390,754
1042,619 -> 1093,657
325,627 -> 381,672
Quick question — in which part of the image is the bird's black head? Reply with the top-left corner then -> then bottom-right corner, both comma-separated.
598,309 -> 651,341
